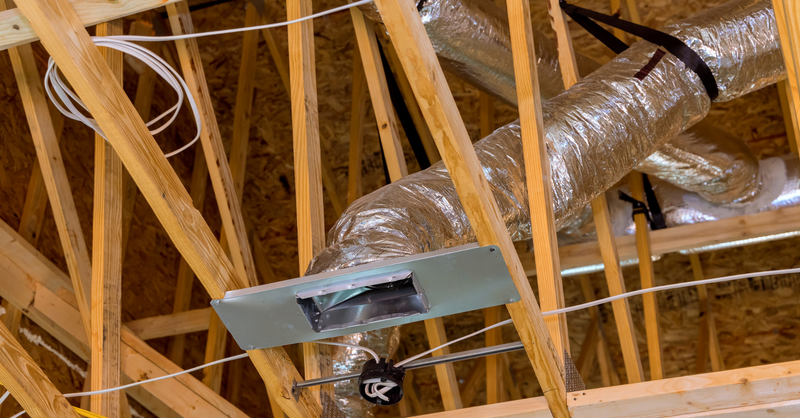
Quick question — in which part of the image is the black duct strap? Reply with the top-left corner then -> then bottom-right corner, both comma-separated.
559,0 -> 719,101
642,174 -> 666,230
618,191 -> 654,226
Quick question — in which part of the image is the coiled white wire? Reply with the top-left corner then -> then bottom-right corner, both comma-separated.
45,37 -> 201,158
43,0 -> 373,159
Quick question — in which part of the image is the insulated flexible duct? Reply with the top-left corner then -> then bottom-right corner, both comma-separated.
312,0 -> 783,275
322,0 -> 783,413
362,0 -> 763,204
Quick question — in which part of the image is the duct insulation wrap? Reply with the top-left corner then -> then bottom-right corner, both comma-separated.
564,154 -> 800,260
559,154 -> 796,246
363,0 -> 763,204
318,0 -> 783,413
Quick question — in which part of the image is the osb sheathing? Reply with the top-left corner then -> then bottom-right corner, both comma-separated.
0,0 -> 796,416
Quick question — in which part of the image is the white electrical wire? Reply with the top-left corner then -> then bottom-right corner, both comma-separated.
317,341 -> 380,362
399,266 -> 800,367
44,38 -> 201,158
43,0 -> 373,159
4,266 -> 799,412
109,0 -> 374,43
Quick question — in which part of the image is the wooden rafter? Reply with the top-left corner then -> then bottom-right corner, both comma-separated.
544,0 -> 643,383
376,33 -> 441,164
351,8 -> 409,180
0,220 -> 249,418
629,172 -> 663,380
519,204 -> 800,275
5,1 -> 93,342
166,0 -> 258,290
373,0 -> 569,416
90,18 -> 125,418
420,358 -> 800,417
125,308 -> 212,340
0,322 -> 80,418
348,44 -> 368,205
689,254 -> 725,373
167,145 -> 208,367
774,1 -> 800,156
508,0 -> 570,364
16,0 -> 317,415
351,6 -> 460,409
286,0 -> 332,405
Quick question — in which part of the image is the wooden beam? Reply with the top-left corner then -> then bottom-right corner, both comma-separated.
459,358 -> 486,407
166,0 -> 257,290
484,306 -> 504,404
544,0 -> 643,383
121,20 -> 160,262
424,318 -> 463,410
689,254 -> 725,373
480,94 -> 504,405
377,32 -> 441,164
0,220 -> 250,418
0,95 -> 62,338
167,145 -> 208,367
90,19 -> 124,418
0,322 -> 80,418
197,1 -> 262,395
125,308 -> 212,340
578,275 -> 620,387
353,6 -> 460,406
0,0 -> 182,51
507,0 -> 570,363
348,45 -> 368,205
260,21 -> 291,96
629,172 -> 663,380
420,359 -> 800,418
777,81 -> 799,154
373,0 -> 569,416
6,3 -> 93,342
521,200 -> 800,277
591,195 -> 644,383
19,0 -> 237,302
17,1 -> 315,415
285,0 -> 332,405
773,1 -> 800,156
351,8 -> 409,181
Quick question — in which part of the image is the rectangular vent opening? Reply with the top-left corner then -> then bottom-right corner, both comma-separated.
296,270 -> 428,332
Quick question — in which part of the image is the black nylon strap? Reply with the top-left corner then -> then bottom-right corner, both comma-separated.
559,0 -> 719,101
618,190 -> 654,227
642,174 -> 667,230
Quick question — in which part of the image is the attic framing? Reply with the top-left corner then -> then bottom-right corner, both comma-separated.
0,0 -> 798,417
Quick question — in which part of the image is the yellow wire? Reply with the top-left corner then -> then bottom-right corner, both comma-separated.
72,406 -> 108,418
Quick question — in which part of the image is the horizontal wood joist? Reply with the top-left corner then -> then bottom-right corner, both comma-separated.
0,0 -> 181,51
419,359 -> 800,417
0,219 -> 248,418
519,204 -> 800,276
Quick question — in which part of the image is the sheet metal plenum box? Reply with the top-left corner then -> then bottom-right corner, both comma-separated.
213,243 -> 520,350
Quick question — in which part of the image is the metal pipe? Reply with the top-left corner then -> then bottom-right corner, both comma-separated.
294,341 -> 525,389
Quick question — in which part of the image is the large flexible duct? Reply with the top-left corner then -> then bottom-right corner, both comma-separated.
362,0 -> 762,204
323,0 -> 783,413
312,0 -> 783,274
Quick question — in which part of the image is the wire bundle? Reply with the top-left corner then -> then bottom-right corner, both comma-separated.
44,37 -> 202,158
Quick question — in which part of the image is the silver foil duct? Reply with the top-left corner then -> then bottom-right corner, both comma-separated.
637,122 -> 761,205
310,0 -> 785,297
608,154 -> 800,254
364,0 -> 763,204
321,0 -> 783,412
